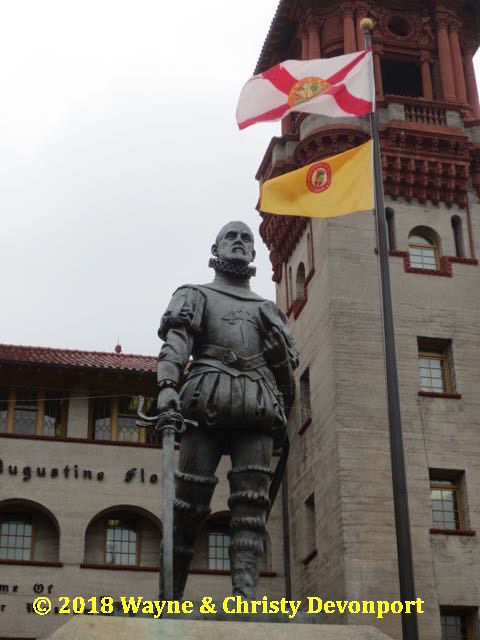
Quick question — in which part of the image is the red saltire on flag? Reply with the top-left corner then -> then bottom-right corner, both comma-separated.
236,49 -> 373,130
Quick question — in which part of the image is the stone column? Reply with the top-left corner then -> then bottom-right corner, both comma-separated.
449,21 -> 467,103
355,3 -> 369,51
307,22 -> 321,59
435,12 -> 456,101
341,3 -> 357,54
373,45 -> 384,101
463,43 -> 480,118
300,28 -> 309,60
420,52 -> 434,101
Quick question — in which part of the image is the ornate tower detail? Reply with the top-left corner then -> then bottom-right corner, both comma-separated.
255,0 -> 480,280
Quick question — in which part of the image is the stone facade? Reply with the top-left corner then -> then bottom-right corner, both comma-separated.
0,346 -> 285,638
276,203 -> 480,639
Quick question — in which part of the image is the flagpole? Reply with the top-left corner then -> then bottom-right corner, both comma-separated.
361,19 -> 419,640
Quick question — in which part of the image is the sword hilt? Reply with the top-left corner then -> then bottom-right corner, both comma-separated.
135,396 -> 198,434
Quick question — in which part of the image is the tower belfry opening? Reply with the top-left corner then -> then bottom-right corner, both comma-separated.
381,59 -> 423,98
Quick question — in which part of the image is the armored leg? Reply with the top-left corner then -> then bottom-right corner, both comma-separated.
161,428 -> 223,599
227,459 -> 273,599
167,470 -> 218,599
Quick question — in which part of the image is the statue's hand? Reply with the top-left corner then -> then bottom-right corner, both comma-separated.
157,388 -> 180,413
264,325 -> 289,365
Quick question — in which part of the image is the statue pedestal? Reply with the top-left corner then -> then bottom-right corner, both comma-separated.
48,616 -> 395,640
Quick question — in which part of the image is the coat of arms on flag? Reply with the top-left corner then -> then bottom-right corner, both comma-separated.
306,163 -> 332,193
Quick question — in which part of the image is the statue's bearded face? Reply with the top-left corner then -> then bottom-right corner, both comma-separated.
212,222 -> 256,265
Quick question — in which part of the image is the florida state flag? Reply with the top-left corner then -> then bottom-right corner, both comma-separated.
236,49 -> 373,130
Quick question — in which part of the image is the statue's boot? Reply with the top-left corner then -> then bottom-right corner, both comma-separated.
160,470 -> 218,599
227,465 -> 273,599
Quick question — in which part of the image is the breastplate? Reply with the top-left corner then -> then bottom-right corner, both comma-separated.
195,287 -> 264,358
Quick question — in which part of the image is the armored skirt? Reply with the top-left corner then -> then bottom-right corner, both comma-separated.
179,363 -> 286,436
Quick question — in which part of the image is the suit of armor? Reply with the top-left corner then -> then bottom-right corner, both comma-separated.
157,223 -> 298,599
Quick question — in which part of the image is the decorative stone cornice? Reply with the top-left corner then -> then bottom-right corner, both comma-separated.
355,2 -> 370,17
448,18 -> 462,34
419,51 -> 432,63
296,22 -> 308,40
306,17 -> 323,32
258,215 -> 309,282
434,11 -> 451,31
255,134 -> 298,182
380,125 -> 470,207
294,127 -> 369,166
339,2 -> 355,18
461,36 -> 478,55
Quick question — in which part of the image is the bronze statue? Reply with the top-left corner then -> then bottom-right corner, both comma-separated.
157,221 -> 298,599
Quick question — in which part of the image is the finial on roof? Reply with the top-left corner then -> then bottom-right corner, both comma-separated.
114,343 -> 122,354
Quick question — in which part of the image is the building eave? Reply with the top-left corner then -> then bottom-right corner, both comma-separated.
254,0 -> 297,74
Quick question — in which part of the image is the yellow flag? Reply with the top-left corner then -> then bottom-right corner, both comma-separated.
259,140 -> 374,218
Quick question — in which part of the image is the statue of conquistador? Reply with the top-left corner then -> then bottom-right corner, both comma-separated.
157,220 -> 298,599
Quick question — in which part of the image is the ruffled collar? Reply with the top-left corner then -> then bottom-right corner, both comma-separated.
208,257 -> 256,278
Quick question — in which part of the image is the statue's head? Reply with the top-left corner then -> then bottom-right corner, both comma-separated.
211,221 -> 256,266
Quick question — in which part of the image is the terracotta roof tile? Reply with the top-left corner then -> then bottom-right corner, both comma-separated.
0,343 -> 156,373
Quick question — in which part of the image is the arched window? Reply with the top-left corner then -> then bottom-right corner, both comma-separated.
296,262 -> 306,301
451,215 -> 465,258
105,517 -> 138,565
0,513 -> 32,560
0,500 -> 60,562
386,207 -> 396,251
84,507 -> 161,567
408,230 -> 440,270
208,531 -> 230,570
192,512 -> 231,571
192,512 -> 270,572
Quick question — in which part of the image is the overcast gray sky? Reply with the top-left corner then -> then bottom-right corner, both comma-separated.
2,1 -> 479,356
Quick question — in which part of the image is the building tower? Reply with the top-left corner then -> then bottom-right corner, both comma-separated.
255,2 -> 480,639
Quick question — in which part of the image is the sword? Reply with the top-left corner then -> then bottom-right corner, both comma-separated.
136,397 -> 198,600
